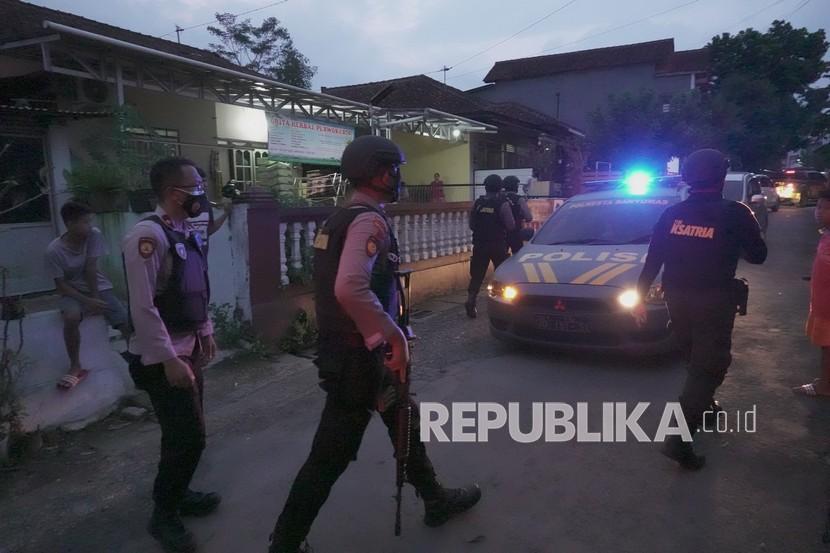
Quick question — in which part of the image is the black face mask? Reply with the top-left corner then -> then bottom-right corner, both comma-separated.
367,165 -> 401,203
181,193 -> 207,218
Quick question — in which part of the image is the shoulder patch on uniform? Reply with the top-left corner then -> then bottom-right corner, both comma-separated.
313,231 -> 330,250
366,236 -> 379,257
138,237 -> 156,258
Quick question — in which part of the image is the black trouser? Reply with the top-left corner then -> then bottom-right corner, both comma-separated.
129,345 -> 206,513
666,287 -> 736,435
271,347 -> 438,550
468,240 -> 509,296
507,231 -> 524,256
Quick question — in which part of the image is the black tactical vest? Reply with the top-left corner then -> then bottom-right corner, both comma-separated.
144,216 -> 210,333
471,195 -> 508,244
313,204 -> 399,350
505,192 -> 525,224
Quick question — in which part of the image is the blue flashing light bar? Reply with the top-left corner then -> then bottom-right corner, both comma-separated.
623,170 -> 653,195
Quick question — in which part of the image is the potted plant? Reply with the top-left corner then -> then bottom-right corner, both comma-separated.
63,161 -> 129,213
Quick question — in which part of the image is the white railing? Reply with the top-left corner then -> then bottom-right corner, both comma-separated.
278,203 -> 474,286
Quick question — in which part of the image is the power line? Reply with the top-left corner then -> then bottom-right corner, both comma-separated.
447,0 -> 579,71
784,0 -> 812,17
159,0 -> 289,39
447,0 -> 701,83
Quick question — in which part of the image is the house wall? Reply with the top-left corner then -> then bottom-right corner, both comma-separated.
392,130 -> 472,201
470,63 -> 694,134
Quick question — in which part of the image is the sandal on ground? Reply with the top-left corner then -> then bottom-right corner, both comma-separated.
57,369 -> 89,390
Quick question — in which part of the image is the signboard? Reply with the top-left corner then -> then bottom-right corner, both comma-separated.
527,198 -> 567,230
267,114 -> 354,166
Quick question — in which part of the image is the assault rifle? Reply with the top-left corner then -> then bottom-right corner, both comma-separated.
393,269 -> 415,536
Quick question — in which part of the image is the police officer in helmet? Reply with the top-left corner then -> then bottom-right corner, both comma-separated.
123,157 -> 220,553
268,135 -> 481,553
503,175 -> 533,255
633,148 -> 767,470
465,174 -> 516,318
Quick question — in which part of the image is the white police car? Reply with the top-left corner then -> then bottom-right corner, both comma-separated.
487,174 -> 683,353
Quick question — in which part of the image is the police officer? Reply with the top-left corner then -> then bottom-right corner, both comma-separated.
465,174 -> 515,318
268,136 -> 481,553
123,157 -> 220,552
503,175 -> 533,255
633,148 -> 767,470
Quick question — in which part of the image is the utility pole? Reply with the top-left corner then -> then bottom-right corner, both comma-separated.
441,66 -> 451,85
175,25 -> 184,44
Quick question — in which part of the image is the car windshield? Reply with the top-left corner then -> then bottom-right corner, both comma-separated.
723,180 -> 744,201
533,197 -> 674,246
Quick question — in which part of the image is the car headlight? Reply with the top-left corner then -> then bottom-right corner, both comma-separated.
645,283 -> 665,304
488,281 -> 519,302
617,289 -> 640,309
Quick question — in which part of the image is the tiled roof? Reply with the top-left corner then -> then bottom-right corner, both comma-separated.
0,0 -> 269,80
484,38 -> 708,82
325,74 -> 581,136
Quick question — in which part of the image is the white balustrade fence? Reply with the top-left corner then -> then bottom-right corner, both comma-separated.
278,204 -> 473,286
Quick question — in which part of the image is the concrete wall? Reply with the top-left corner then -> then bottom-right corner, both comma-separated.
392,130 -> 472,201
470,63 -> 694,133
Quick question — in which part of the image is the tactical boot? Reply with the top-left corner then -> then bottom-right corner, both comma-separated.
423,484 -> 482,527
268,536 -> 313,553
464,293 -> 478,319
660,436 -> 705,471
179,489 -> 222,517
709,399 -> 723,414
148,507 -> 196,553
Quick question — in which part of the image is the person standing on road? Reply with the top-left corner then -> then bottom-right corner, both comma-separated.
794,190 -> 830,397
268,136 -> 481,553
632,148 -> 767,470
503,175 -> 533,255
123,157 -> 220,553
465,174 -> 515,318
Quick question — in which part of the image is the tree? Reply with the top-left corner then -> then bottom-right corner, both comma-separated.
208,13 -> 317,89
707,20 -> 828,170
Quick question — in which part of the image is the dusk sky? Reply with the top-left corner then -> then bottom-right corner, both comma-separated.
30,0 -> 828,91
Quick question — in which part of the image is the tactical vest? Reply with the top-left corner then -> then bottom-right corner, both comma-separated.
505,192 -> 525,225
313,204 -> 399,350
471,195 -> 508,243
144,216 -> 210,333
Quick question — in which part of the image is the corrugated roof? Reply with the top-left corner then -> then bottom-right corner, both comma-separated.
484,38 -> 708,82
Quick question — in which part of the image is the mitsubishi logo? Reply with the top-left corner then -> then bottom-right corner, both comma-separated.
554,299 -> 567,311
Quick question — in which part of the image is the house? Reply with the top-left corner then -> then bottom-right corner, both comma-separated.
0,0 -> 493,431
469,38 -> 710,135
324,74 -> 585,197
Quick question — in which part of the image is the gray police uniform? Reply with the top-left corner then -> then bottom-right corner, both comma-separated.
269,191 -> 440,551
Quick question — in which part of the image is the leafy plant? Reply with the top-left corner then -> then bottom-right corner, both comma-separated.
279,309 -> 317,354
209,303 -> 273,358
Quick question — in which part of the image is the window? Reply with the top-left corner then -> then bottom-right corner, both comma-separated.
126,127 -> 181,181
229,148 -> 270,187
0,135 -> 50,225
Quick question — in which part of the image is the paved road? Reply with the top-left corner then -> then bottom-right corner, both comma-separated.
2,206 -> 830,553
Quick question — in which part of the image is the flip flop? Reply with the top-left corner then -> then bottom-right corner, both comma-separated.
57,369 -> 89,390
792,380 -> 830,397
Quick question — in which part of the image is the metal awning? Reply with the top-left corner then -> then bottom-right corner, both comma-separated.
0,21 -> 496,138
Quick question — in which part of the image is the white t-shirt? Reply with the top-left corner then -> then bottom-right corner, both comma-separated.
45,227 -> 113,292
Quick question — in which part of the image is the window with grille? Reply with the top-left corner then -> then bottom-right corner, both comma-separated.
229,148 -> 269,187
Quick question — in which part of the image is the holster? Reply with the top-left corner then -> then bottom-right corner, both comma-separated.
731,278 -> 749,316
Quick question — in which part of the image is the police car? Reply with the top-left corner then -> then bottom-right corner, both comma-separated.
487,173 -> 683,353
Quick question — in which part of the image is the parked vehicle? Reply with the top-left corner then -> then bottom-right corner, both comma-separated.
724,172 -> 763,206
755,174 -> 779,212
773,168 -> 829,206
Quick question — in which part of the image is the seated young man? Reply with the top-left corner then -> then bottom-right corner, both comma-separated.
45,201 -> 130,390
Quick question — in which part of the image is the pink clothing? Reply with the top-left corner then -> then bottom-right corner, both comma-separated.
807,232 -> 830,345
123,206 -> 213,365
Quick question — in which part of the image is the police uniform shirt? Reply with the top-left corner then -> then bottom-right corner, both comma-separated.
637,191 -> 767,294
123,206 -> 214,365
333,190 -> 400,351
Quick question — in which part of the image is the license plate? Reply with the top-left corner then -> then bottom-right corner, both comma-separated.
534,314 -> 591,333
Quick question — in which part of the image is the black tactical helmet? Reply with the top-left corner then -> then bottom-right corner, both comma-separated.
682,149 -> 729,189
484,174 -> 503,193
503,175 -> 520,192
340,135 -> 405,183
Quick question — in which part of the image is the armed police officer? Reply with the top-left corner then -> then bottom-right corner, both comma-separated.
633,148 -> 767,470
268,136 -> 481,553
503,175 -> 533,255
123,158 -> 220,552
464,174 -> 515,318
